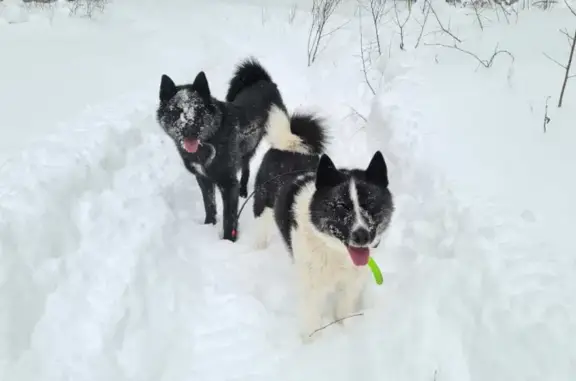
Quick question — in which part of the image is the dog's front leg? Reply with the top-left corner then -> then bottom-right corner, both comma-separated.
239,160 -> 250,199
335,272 -> 367,324
195,175 -> 217,225
298,278 -> 328,343
219,180 -> 240,242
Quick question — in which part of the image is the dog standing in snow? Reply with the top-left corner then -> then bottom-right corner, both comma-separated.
253,106 -> 395,340
156,58 -> 287,242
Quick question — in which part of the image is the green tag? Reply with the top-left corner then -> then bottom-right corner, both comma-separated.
368,257 -> 383,285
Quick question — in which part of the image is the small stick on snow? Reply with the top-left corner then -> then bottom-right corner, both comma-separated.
308,313 -> 365,338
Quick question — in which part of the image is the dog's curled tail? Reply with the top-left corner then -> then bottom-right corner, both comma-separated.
265,105 -> 328,155
226,57 -> 274,102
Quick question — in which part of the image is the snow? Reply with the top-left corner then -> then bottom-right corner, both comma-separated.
1,0 -> 575,380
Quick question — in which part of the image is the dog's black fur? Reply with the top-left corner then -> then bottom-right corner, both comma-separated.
156,58 -> 286,242
253,111 -> 328,221
274,152 -> 393,252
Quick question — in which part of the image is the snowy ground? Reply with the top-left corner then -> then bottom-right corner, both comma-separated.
1,0 -> 575,380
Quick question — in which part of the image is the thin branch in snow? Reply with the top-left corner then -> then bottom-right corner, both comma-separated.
320,19 -> 351,39
471,0 -> 485,31
426,42 -> 515,70
308,313 -> 364,338
358,6 -> 377,95
366,0 -> 389,55
544,27 -> 575,107
425,0 -> 462,43
543,52 -> 567,69
560,28 -> 575,47
414,4 -> 431,48
393,0 -> 413,50
349,106 -> 368,122
565,0 -> 576,17
307,0 -> 344,66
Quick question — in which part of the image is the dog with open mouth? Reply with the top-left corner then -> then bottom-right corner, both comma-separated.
156,57 -> 286,242
252,106 -> 395,340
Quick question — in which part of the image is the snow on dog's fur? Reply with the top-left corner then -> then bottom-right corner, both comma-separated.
156,57 -> 286,242
253,106 -> 395,341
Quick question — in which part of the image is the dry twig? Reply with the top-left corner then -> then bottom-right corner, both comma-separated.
307,0 -> 344,66
425,0 -> 462,43
427,42 -> 515,70
543,28 -> 576,107
308,313 -> 365,337
358,6 -> 377,95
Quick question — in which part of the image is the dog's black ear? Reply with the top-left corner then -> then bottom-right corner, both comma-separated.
316,154 -> 343,189
160,74 -> 177,102
192,71 -> 210,97
365,151 -> 388,187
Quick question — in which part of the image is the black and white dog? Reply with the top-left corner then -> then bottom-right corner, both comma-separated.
156,58 -> 286,242
253,106 -> 394,340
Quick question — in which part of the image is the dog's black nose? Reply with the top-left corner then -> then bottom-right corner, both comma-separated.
350,228 -> 370,246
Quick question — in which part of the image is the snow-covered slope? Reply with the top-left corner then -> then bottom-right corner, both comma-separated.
1,0 -> 575,380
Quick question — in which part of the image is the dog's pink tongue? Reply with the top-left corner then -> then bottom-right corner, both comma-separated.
347,247 -> 370,266
183,138 -> 199,153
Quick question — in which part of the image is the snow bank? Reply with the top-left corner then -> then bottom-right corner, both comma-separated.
362,58 -> 576,380
0,0 -> 29,24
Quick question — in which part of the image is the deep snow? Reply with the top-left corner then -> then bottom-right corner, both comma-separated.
1,0 -> 575,380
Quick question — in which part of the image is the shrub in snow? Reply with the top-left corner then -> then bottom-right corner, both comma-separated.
67,0 -> 108,18
307,0 -> 343,66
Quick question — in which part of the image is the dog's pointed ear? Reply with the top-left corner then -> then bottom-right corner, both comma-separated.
160,74 -> 177,102
315,154 -> 343,189
365,151 -> 389,187
192,71 -> 210,97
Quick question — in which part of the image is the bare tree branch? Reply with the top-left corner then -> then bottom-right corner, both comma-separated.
561,28 -> 575,47
415,3 -> 431,49
557,29 -> 576,107
544,52 -> 567,69
358,5 -> 377,95
366,0 -> 388,55
565,0 -> 576,17
425,0 -> 462,43
307,0 -> 344,66
393,0 -> 413,50
471,0 -> 485,31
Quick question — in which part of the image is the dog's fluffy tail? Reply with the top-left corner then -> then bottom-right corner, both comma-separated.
226,57 -> 274,102
265,105 -> 328,155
